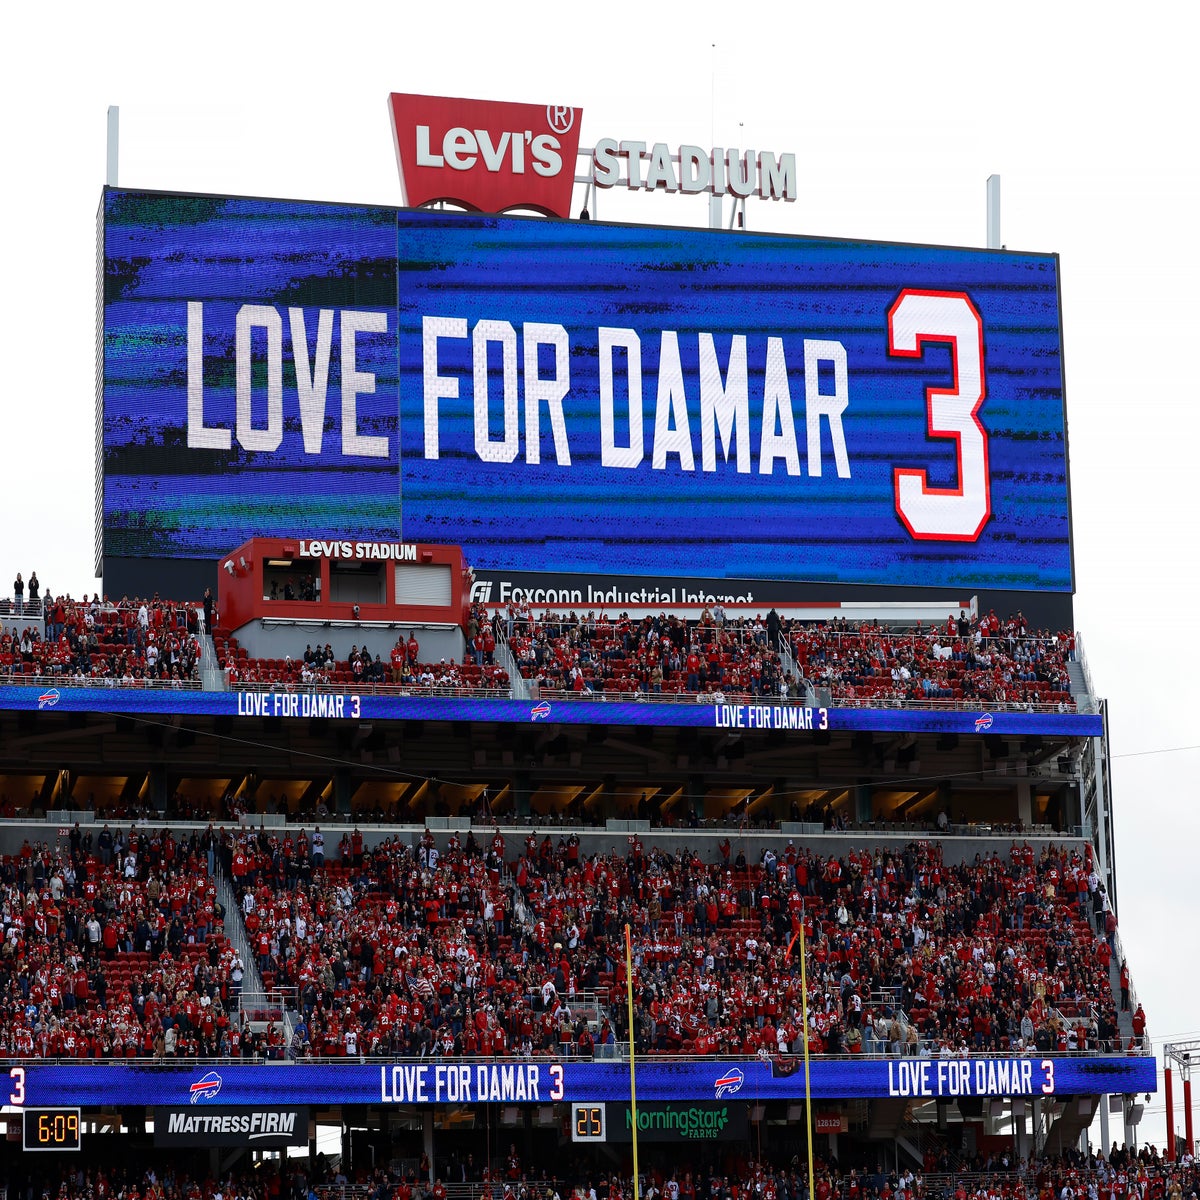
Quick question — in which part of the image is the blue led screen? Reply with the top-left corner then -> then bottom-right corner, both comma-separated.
103,191 -> 399,559
102,192 -> 1072,590
12,1055 -> 1154,1108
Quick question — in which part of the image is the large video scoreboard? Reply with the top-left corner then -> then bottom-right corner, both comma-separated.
101,190 -> 1072,593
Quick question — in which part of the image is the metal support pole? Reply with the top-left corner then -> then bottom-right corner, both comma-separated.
625,925 -> 640,1200
986,174 -> 1000,249
1185,1076 -> 1194,1158
423,1110 -> 434,1184
1166,1069 -> 1175,1160
107,106 -> 120,187
1099,1095 -> 1110,1159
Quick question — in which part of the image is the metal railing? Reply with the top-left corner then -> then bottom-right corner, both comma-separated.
586,1040 -> 1152,1062
0,659 -> 1076,713
507,615 -> 1074,655
493,627 -> 529,701
0,597 -> 44,619
211,861 -> 268,1023
0,670 -> 202,690
530,688 -> 1075,713
316,1186 -> 571,1200
230,681 -> 510,699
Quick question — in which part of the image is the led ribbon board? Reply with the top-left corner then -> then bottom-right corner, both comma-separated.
9,1057 -> 1154,1108
8,686 -> 1103,736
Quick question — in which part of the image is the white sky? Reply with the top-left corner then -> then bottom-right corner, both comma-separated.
3,0 -> 1197,1153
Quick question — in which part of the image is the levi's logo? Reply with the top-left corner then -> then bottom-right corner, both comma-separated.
389,93 -> 583,219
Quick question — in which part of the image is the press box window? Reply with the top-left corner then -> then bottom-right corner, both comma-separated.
264,561 -> 320,602
330,561 -> 386,605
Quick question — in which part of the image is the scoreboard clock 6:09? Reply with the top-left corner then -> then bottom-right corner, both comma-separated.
22,1107 -> 82,1151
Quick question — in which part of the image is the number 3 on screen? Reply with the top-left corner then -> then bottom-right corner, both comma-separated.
9,1066 -> 24,1105
888,290 -> 991,542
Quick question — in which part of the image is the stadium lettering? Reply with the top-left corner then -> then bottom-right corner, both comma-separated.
492,582 -> 755,606
716,706 -> 827,730
423,320 -> 852,478
381,1064 -> 429,1103
166,1112 -> 296,1136
886,1058 -> 1037,1097
416,124 -> 563,178
379,1063 -> 541,1103
237,692 -> 347,718
186,303 -> 390,458
591,141 -> 797,201
297,541 -> 418,561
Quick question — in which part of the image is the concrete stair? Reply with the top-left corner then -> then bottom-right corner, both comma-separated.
1044,1094 -> 1099,1154
198,630 -> 228,691
1067,660 -> 1096,712
495,633 -> 529,700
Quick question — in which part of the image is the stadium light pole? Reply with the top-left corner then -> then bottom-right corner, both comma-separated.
625,923 -> 641,1200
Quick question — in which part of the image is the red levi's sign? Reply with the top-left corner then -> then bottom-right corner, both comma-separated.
389,93 -> 583,218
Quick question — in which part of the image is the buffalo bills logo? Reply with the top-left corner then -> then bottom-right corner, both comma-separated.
189,1070 -> 223,1104
38,688 -> 61,710
530,701 -> 552,721
714,1067 -> 744,1098
974,713 -> 994,732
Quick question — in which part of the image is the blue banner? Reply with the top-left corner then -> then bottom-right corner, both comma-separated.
4,686 -> 1103,736
6,1056 -> 1154,1109
103,191 -> 1072,593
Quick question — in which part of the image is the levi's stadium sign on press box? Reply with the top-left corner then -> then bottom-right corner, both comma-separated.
99,95 -> 1073,594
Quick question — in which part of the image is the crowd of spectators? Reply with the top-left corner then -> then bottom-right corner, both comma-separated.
0,573 -> 1075,711
510,609 -> 788,699
1,592 -> 203,686
214,823 -> 1134,1063
791,612 -> 1075,710
504,606 -> 1075,710
11,1144 -> 1197,1200
0,825 -> 250,1059
528,1146 -> 1200,1200
6,1161 -> 293,1200
572,837 -> 1128,1058
220,630 -> 508,693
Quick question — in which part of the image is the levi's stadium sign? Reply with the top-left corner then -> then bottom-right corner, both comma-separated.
388,92 -> 797,218
390,93 -> 583,218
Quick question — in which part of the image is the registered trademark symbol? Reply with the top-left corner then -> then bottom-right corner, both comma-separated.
546,106 -> 575,134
